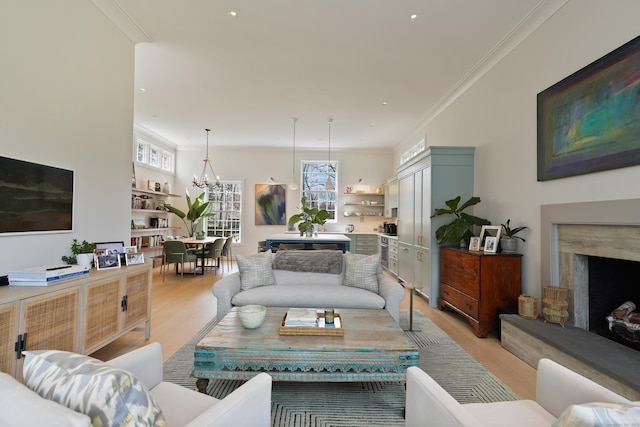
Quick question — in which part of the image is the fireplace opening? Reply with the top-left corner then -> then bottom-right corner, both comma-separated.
588,256 -> 640,351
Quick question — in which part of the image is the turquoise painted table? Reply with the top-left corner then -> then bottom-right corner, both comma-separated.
193,308 -> 418,390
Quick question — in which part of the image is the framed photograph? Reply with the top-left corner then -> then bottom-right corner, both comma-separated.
95,252 -> 121,270
537,35 -> 640,181
484,236 -> 498,253
479,225 -> 501,248
125,252 -> 145,266
123,245 -> 137,254
468,236 -> 481,251
132,219 -> 146,229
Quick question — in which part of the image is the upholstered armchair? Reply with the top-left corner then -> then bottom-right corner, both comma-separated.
108,342 -> 272,427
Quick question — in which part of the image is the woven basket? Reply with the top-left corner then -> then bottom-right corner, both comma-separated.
518,295 -> 538,320
542,286 -> 569,326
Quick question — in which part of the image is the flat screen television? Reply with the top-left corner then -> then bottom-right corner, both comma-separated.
0,156 -> 74,234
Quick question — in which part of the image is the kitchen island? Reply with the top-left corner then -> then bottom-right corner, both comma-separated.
265,233 -> 351,252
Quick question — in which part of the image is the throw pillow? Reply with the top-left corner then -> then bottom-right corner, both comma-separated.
22,350 -> 166,427
237,251 -> 276,291
553,402 -> 640,427
342,251 -> 381,293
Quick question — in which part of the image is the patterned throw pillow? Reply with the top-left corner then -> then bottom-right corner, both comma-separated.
343,251 -> 381,293
22,350 -> 166,427
553,402 -> 640,426
237,251 -> 276,291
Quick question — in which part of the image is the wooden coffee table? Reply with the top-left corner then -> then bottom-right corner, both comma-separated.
193,308 -> 419,391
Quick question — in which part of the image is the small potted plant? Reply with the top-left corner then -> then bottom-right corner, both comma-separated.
431,196 -> 490,247
500,219 -> 528,253
288,196 -> 330,237
61,239 -> 96,266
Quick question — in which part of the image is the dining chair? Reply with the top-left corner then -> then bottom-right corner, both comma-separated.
201,238 -> 225,272
220,236 -> 234,272
162,240 -> 197,281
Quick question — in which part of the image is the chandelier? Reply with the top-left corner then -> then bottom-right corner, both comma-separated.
192,128 -> 220,188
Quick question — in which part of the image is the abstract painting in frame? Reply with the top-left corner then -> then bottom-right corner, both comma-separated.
0,156 -> 74,234
537,35 -> 640,181
255,184 -> 286,225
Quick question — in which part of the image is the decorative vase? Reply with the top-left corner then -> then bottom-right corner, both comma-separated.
500,237 -> 518,253
76,253 -> 93,268
305,225 -> 314,237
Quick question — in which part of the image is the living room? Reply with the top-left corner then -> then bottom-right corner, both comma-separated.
2,1 -> 640,424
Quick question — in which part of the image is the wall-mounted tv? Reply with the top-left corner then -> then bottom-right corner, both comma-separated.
0,156 -> 74,235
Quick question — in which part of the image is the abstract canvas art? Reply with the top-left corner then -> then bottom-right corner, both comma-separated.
0,156 -> 74,234
255,184 -> 286,225
537,35 -> 640,181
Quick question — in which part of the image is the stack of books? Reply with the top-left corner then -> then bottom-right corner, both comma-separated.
8,265 -> 90,287
284,308 -> 318,327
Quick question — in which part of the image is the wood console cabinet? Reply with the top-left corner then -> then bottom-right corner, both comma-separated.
0,262 -> 152,378
438,247 -> 522,338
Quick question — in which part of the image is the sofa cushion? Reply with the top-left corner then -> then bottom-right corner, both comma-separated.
274,249 -> 343,274
343,251 -> 381,293
22,350 -> 166,427
465,400 -> 557,427
0,372 -> 91,427
552,402 -> 640,427
232,284 -> 385,309
237,251 -> 276,291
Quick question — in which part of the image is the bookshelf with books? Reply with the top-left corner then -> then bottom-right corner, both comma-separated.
131,187 -> 180,255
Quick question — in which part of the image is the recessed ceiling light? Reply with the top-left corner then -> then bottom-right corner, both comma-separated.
382,101 -> 388,106
228,11 -> 238,17
410,14 -> 419,22
139,88 -> 146,92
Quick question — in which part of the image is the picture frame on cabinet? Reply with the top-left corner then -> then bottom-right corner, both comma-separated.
468,236 -> 481,252
123,245 -> 137,254
479,225 -> 501,248
95,251 -> 121,270
484,236 -> 498,253
125,252 -> 145,266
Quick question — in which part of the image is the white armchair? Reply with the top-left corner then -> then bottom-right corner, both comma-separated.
108,342 -> 272,427
405,358 -> 629,427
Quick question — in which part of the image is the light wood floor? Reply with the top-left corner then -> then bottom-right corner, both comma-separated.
91,262 -> 536,400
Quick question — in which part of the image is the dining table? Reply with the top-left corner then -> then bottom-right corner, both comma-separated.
176,236 -> 223,275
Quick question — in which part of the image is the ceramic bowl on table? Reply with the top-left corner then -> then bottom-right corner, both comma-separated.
238,305 -> 267,329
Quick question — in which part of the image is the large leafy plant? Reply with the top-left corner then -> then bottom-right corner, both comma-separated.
165,191 -> 213,237
431,196 -> 490,245
288,197 -> 330,234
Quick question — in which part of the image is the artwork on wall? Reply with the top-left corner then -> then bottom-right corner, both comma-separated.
537,35 -> 640,181
0,156 -> 74,235
255,184 -> 286,225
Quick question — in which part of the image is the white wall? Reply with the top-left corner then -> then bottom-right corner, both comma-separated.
173,146 -> 395,256
395,0 -> 640,299
0,1 -> 134,275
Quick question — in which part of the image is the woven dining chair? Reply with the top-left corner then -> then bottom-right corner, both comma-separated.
162,240 -> 197,281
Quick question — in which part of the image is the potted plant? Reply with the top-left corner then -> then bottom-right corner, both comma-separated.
61,239 -> 96,266
287,196 -> 330,237
431,196 -> 490,247
500,219 -> 528,253
165,191 -> 213,237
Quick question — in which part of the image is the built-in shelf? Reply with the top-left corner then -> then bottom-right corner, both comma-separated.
131,227 -> 178,234
343,192 -> 383,196
131,209 -> 169,214
132,187 -> 181,198
343,203 -> 384,207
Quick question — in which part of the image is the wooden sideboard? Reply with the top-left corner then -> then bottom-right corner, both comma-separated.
0,262 -> 152,378
438,247 -> 522,338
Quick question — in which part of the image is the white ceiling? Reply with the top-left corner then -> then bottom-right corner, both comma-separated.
98,0 -> 555,150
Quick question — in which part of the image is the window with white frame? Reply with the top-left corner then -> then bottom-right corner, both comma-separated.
135,139 -> 175,173
206,181 -> 243,243
301,161 -> 337,221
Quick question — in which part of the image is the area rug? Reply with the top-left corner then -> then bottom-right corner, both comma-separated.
163,310 -> 519,427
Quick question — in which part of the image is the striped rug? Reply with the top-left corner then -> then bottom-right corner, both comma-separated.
163,310 -> 519,427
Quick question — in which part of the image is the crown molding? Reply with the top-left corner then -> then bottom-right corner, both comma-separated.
90,0 -> 151,44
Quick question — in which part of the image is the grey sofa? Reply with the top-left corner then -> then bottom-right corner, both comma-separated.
213,250 -> 405,323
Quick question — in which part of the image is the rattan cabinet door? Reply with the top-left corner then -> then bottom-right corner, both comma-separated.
22,288 -> 80,353
123,269 -> 151,335
83,277 -> 122,352
0,302 -> 19,376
